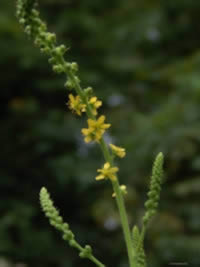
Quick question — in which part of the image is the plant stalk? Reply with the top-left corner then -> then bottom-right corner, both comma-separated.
112,179 -> 135,267
69,72 -> 136,267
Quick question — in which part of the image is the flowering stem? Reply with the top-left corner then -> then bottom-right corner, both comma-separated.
67,66 -> 135,266
66,56 -> 136,267
67,67 -> 135,265
16,0 -> 136,264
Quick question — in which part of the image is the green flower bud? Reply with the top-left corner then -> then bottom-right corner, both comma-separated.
84,87 -> 93,96
85,245 -> 92,254
48,57 -> 56,65
62,223 -> 69,231
34,37 -> 42,46
79,252 -> 85,258
74,76 -> 80,84
31,9 -> 39,17
69,240 -> 76,247
19,18 -> 25,25
71,62 -> 78,72
46,33 -> 56,44
24,25 -> 31,35
64,79 -> 75,89
41,47 -> 51,54
53,64 -> 64,73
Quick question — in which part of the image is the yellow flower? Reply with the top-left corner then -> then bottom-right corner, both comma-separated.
68,94 -> 86,116
109,144 -> 126,158
89,96 -> 102,115
112,185 -> 127,197
81,115 -> 111,143
96,162 -> 119,181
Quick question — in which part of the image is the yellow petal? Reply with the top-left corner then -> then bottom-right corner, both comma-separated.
111,167 -> 119,172
85,136 -> 92,143
90,96 -> 97,104
92,109 -> 97,116
81,128 -> 89,135
109,144 -> 126,158
69,94 -> 74,101
95,100 -> 102,108
88,118 -> 95,127
81,105 -> 86,112
112,192 -> 116,198
98,115 -> 105,123
102,123 -> 111,129
109,174 -> 117,181
104,162 -> 110,169
95,132 -> 103,141
96,174 -> 105,180
109,144 -> 115,149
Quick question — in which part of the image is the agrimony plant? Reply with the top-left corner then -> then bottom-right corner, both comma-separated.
16,1 -> 164,266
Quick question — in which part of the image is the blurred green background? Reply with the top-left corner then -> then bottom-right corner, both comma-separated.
1,0 -> 200,266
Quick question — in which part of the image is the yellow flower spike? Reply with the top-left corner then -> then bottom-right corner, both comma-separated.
81,115 -> 111,143
89,96 -> 102,115
68,94 -> 86,116
109,144 -> 126,158
96,162 -> 119,181
112,185 -> 127,198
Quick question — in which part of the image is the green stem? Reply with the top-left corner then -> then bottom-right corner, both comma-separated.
112,179 -> 135,267
89,255 -> 106,267
67,68 -> 136,267
99,138 -> 112,163
99,141 -> 136,267
99,140 -> 135,266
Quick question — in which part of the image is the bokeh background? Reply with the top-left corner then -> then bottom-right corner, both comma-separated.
1,0 -> 200,266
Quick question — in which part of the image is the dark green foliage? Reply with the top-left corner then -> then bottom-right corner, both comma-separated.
1,0 -> 200,266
